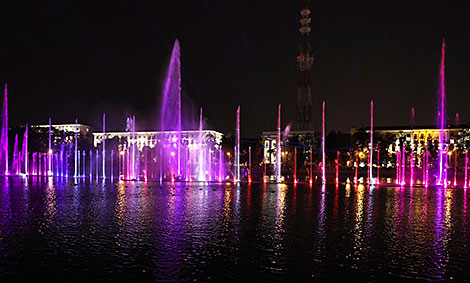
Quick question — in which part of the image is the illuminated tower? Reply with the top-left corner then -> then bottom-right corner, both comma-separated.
295,1 -> 314,131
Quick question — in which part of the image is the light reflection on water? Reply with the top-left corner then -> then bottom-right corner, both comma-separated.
1,177 -> 470,281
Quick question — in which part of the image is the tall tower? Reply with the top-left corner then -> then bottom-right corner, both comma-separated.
295,1 -> 314,131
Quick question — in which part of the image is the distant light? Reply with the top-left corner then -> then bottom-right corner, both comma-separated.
227,152 -> 231,156
48,149 -> 53,154
170,151 -> 175,157
120,151 -> 125,156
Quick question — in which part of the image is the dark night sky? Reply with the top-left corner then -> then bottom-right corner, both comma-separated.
1,1 -> 470,137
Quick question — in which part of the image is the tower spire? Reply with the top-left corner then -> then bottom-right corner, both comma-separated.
295,1 -> 314,131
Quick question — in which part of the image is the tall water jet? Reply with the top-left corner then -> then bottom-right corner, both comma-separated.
465,150 -> 468,189
248,146 -> 252,183
48,117 -> 52,176
437,38 -> 447,186
219,148 -> 223,182
355,154 -> 358,184
78,150 -> 81,177
396,146 -> 400,185
376,147 -> 380,184
198,108 -> 205,181
322,101 -> 326,184
38,153 -> 42,176
13,134 -> 18,175
126,116 -> 136,180
310,147 -> 313,185
294,147 -> 297,183
0,84 -> 8,175
96,149 -> 99,178
335,151 -> 339,184
22,124 -> 28,175
161,39 -> 182,177
89,150 -> 93,178
74,118 -> 78,178
454,113 -> 459,186
369,100 -> 373,184
276,104 -> 281,183
401,144 -> 405,185
102,113 -> 106,179
82,151 -> 86,177
111,150 -> 114,180
425,149 -> 429,187
235,106 -> 240,182
410,107 -> 415,186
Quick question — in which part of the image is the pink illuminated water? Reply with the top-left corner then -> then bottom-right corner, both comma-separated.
294,147 -> 297,183
410,107 -> 415,186
369,100 -> 373,184
22,124 -> 28,175
437,38 -> 446,186
13,134 -> 18,175
236,106 -> 240,182
322,101 -> 326,184
0,84 -> 8,175
161,39 -> 182,177
465,151 -> 469,188
74,119 -> 78,178
102,113 -> 106,179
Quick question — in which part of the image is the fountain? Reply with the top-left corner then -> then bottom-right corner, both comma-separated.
294,147 -> 297,183
248,146 -> 252,183
74,119 -> 78,178
0,84 -> 8,175
335,151 -> 339,184
161,39 -> 182,178
369,100 -> 373,184
22,124 -> 28,175
376,147 -> 380,184
235,106 -> 240,182
437,38 -> 446,186
12,134 -> 18,175
276,104 -> 281,183
102,113 -> 106,179
322,101 -> 326,184
48,118 -> 52,175
465,150 -> 468,189
410,107 -> 414,186
198,108 -> 205,181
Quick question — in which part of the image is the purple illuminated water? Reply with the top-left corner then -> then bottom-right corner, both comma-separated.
74,119 -> 78,178
12,134 -> 18,175
369,100 -> 373,184
102,113 -> 106,179
48,117 -> 52,175
410,107 -> 415,186
235,106 -> 241,182
437,38 -> 446,186
161,39 -> 182,178
21,125 -> 28,175
0,84 -> 8,175
322,101 -> 326,184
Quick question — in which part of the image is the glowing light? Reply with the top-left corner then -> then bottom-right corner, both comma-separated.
48,149 -> 53,154
170,151 -> 175,157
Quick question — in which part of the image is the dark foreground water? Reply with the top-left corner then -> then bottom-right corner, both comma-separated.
1,177 -> 470,282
